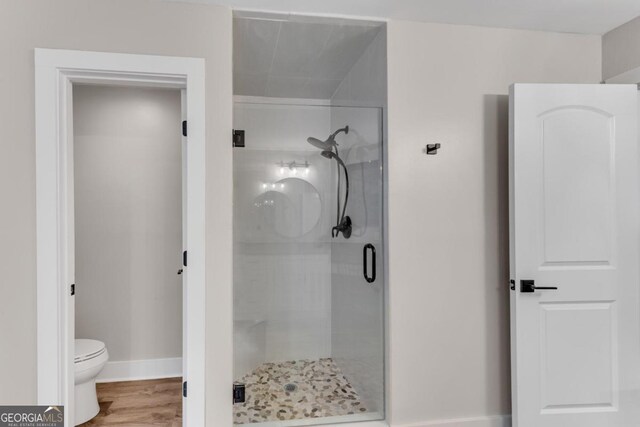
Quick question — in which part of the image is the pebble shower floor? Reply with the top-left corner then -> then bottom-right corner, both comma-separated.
233,358 -> 367,424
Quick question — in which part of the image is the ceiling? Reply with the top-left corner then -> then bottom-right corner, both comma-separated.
177,0 -> 640,35
234,14 -> 382,99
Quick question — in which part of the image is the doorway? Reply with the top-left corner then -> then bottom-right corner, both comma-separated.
35,49 -> 205,427
73,84 -> 183,424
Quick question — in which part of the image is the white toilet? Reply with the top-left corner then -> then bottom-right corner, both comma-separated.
74,339 -> 109,425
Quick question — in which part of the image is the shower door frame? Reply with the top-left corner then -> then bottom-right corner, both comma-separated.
34,49 -> 206,426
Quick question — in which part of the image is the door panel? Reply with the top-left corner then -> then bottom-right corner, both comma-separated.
540,302 -> 616,412
509,84 -> 640,427
541,108 -> 613,265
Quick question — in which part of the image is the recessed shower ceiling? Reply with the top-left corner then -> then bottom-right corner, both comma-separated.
234,13 -> 382,99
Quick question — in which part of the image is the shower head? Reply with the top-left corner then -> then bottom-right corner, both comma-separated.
306,126 -> 349,151
307,136 -> 335,151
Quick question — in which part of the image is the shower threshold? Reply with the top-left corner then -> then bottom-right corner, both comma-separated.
235,411 -> 384,427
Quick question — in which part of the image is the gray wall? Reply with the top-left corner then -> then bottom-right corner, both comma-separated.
603,15 -> 640,80
74,85 -> 182,362
386,21 -> 601,425
0,2 -> 233,423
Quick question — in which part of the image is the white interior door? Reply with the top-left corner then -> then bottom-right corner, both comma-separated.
509,84 -> 640,427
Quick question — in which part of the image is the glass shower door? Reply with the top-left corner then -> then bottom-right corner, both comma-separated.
232,101 -> 384,426
327,105 -> 385,423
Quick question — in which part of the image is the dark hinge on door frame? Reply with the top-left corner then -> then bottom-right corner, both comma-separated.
183,381 -> 187,397
232,129 -> 245,147
70,284 -> 75,296
183,250 -> 187,267
233,382 -> 246,403
182,120 -> 187,137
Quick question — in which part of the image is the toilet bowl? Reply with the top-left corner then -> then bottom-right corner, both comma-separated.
74,339 -> 108,425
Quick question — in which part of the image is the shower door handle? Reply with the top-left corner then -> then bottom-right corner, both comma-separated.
363,243 -> 376,283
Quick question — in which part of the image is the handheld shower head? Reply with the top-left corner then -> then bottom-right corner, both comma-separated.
320,150 -> 346,168
307,136 -> 335,151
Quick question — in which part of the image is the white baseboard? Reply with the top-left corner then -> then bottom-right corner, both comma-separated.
97,357 -> 182,383
398,415 -> 511,427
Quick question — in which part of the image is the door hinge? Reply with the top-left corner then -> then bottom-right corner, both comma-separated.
509,279 -> 515,291
233,382 -> 246,403
183,381 -> 187,397
233,129 -> 245,147
70,284 -> 75,296
182,120 -> 187,137
183,250 -> 187,267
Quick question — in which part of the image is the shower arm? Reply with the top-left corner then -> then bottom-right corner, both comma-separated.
330,126 -> 349,141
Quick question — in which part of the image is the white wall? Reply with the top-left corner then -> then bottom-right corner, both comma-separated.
73,85 -> 182,363
233,101 -> 334,378
0,2 -> 233,423
386,21 -> 601,426
330,29 -> 387,414
603,15 -> 640,80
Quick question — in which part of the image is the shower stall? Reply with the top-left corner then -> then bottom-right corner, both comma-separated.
232,12 -> 387,426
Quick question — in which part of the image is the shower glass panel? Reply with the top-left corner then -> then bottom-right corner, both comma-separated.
233,101 -> 384,426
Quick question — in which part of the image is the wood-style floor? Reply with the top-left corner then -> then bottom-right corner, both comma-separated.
79,378 -> 182,426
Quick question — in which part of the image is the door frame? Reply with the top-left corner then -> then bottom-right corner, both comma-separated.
35,49 -> 206,426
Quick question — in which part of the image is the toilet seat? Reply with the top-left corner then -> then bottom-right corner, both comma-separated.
75,339 -> 106,363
